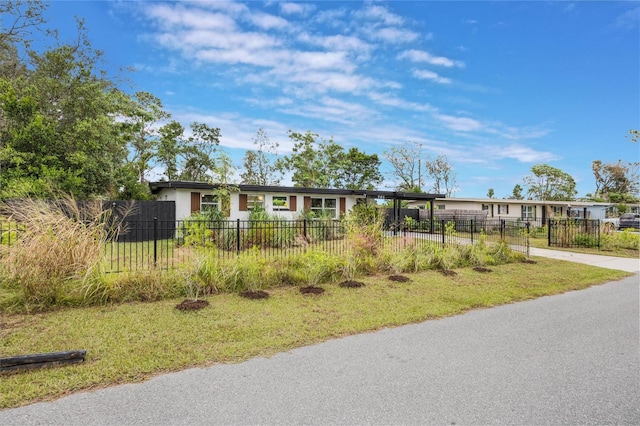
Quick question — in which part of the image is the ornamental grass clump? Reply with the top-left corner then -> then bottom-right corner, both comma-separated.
0,196 -> 120,309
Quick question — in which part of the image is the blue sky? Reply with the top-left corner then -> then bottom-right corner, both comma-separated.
44,1 -> 639,198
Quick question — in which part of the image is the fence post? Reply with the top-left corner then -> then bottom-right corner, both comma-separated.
153,217 -> 157,267
236,219 -> 241,255
303,219 -> 308,242
526,222 -> 531,258
441,220 -> 445,246
470,219 -> 474,244
500,220 -> 505,240
548,219 -> 551,247
597,220 -> 601,249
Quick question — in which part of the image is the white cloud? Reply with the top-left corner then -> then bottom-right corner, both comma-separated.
354,4 -> 405,26
279,96 -> 377,124
398,49 -> 464,68
366,27 -> 419,43
279,2 -> 315,16
615,6 -> 639,30
367,92 -> 435,112
413,69 -> 452,85
491,144 -> 559,163
247,12 -> 291,30
434,114 -> 483,132
146,4 -> 236,31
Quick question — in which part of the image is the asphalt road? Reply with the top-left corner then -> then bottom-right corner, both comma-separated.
2,275 -> 638,425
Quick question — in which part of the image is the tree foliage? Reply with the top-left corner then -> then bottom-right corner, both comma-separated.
487,188 -> 494,199
424,154 -> 457,197
0,19 -> 131,198
592,160 -> 639,203
0,4 -> 228,199
334,147 -> 383,190
509,184 -> 524,200
523,164 -> 577,201
382,143 -> 423,192
240,127 -> 281,186
276,131 -> 381,190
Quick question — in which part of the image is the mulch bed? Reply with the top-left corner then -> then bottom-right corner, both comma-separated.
521,259 -> 538,264
239,290 -> 270,300
388,275 -> 411,283
440,269 -> 458,276
174,299 -> 210,311
339,280 -> 366,288
300,286 -> 325,295
472,266 -> 493,273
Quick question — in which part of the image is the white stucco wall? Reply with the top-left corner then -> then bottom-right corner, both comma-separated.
157,187 -> 363,221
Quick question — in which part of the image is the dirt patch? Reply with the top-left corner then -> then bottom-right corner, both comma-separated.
339,280 -> 366,288
300,286 -> 325,295
175,299 -> 210,311
440,269 -> 458,276
239,290 -> 270,300
521,259 -> 538,264
472,266 -> 493,273
388,275 -> 411,283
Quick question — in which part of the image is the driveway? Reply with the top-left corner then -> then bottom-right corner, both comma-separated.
1,273 -> 638,425
529,247 -> 640,273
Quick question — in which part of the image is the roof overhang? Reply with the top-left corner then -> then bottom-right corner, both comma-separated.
149,181 -> 443,200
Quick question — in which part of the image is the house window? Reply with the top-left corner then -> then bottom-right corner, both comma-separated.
498,204 -> 509,215
201,194 -> 219,212
482,204 -> 489,211
521,205 -> 536,220
437,204 -> 446,210
552,206 -> 563,216
247,194 -> 264,210
311,198 -> 337,218
272,196 -> 289,211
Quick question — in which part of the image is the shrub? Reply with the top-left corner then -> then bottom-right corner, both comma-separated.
0,196 -> 120,309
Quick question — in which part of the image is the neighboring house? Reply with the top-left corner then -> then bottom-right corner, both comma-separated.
409,197 -> 640,224
148,181 -> 443,222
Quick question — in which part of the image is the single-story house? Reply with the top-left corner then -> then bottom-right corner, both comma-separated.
408,197 -> 640,224
149,181 -> 444,223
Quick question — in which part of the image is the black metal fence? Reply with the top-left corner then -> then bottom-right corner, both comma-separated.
103,217 -> 531,272
548,219 -> 600,249
0,217 -> 531,273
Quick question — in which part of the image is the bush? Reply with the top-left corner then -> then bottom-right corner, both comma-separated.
0,196 -> 118,309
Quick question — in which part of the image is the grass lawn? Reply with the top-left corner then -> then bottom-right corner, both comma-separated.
0,257 -> 631,410
528,237 -> 640,258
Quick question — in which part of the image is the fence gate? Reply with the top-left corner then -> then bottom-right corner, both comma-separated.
548,219 -> 600,249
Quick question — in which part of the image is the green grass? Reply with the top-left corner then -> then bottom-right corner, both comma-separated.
0,257 -> 630,410
529,236 -> 640,258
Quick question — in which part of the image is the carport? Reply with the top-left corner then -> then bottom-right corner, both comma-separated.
362,190 -> 445,234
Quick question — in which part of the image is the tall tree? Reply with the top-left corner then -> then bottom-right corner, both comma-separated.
277,131 -> 382,190
627,129 -> 639,143
0,0 -> 47,80
240,127 -> 281,185
592,160 -> 639,202
487,188 -> 495,199
510,184 -> 524,200
0,22 -> 132,198
334,147 -> 383,190
276,131 -> 341,188
180,122 -> 222,182
382,142 -> 423,192
523,164 -> 577,201
424,154 -> 457,197
122,91 -> 170,183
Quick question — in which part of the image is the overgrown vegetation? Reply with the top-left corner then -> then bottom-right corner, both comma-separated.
0,259 -> 630,409
0,199 -> 529,313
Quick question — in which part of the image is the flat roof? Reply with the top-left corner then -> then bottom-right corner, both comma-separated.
148,181 -> 444,200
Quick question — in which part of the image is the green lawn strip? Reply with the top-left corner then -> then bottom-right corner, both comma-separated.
528,237 -> 639,258
0,258 -> 630,409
